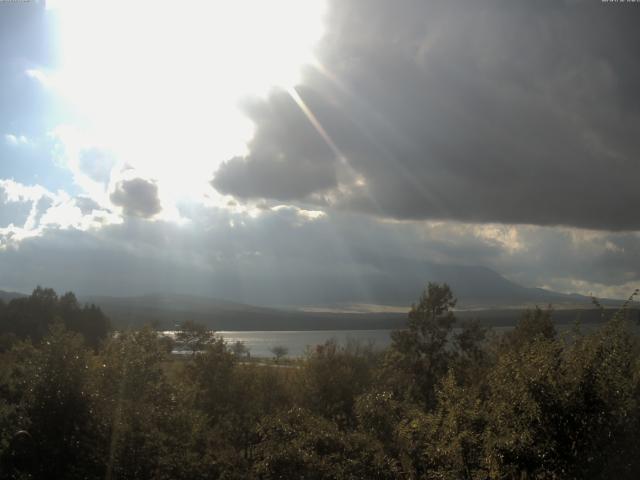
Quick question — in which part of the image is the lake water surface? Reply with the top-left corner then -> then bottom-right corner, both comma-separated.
216,329 -> 394,357
170,323 -> 611,358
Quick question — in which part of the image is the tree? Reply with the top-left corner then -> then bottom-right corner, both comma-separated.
0,287 -> 58,342
453,319 -> 489,385
93,327 -> 214,479
0,288 -> 110,348
424,371 -> 487,479
59,292 -> 110,349
355,390 -> 411,470
483,310 -> 640,479
11,323 -> 101,478
253,408 -> 397,479
231,340 -> 250,359
500,305 -> 555,352
300,339 -> 377,427
175,320 -> 215,355
385,282 -> 458,408
184,336 -> 237,421
270,345 -> 288,363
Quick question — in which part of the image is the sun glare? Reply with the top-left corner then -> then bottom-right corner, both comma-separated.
45,0 -> 326,208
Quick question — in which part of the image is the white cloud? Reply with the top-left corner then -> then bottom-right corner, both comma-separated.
49,125 -> 115,204
0,179 -> 49,203
0,179 -> 121,250
472,224 -> 525,254
542,278 -> 639,302
24,68 -> 51,88
4,134 -> 29,147
271,204 -> 327,223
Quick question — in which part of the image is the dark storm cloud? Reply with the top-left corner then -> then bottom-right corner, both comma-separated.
212,0 -> 640,230
212,90 -> 338,201
74,196 -> 102,215
492,227 -> 640,292
110,177 -> 161,218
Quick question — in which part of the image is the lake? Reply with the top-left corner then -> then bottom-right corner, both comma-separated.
216,329 -> 394,357
214,326 -> 532,357
169,322 -> 614,358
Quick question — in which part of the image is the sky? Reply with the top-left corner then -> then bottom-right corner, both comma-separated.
1,0 -> 639,307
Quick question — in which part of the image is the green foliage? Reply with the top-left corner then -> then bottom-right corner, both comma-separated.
223,363 -> 295,464
253,408 -> 397,480
385,282 -> 458,408
453,319 -> 489,386
175,320 -> 215,354
183,336 -> 237,419
485,317 -> 640,479
1,284 -> 640,479
231,340 -> 250,358
300,339 -> 378,427
94,327 -> 217,479
0,287 -> 110,348
355,390 -> 403,447
501,305 -> 556,351
269,344 -> 288,362
1,324 -> 100,478
424,371 -> 487,479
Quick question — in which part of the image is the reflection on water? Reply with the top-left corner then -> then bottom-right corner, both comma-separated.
162,330 -> 396,357
165,323 -> 611,358
216,330 -> 394,358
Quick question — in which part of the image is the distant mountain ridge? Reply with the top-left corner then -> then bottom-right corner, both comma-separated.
79,293 -> 407,331
419,263 -> 590,307
350,261 -> 602,308
1,263 -> 630,330
0,290 -> 27,302
82,293 -> 271,315
75,291 -> 628,331
73,263 -> 625,329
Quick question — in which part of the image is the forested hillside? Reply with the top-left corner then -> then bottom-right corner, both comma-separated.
0,287 -> 110,349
